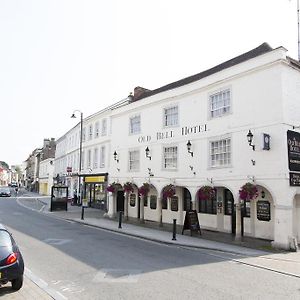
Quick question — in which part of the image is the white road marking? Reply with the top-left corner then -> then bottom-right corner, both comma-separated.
43,238 -> 72,245
93,269 -> 142,283
25,267 -> 67,300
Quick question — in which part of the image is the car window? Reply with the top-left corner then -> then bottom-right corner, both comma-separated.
0,230 -> 12,246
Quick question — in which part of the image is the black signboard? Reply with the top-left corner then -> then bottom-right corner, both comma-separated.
256,201 -> 271,221
171,196 -> 178,211
50,186 -> 68,212
290,172 -> 300,186
182,210 -> 201,236
287,130 -> 300,172
129,194 -> 136,207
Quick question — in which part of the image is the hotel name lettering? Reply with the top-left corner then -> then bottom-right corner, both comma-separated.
137,124 -> 207,143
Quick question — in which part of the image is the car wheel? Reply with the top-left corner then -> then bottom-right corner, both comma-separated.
11,275 -> 23,290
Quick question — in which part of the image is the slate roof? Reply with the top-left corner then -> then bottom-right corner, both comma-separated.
134,43 -> 273,101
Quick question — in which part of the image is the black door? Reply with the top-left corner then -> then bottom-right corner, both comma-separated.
224,189 -> 236,235
137,195 -> 140,219
116,191 -> 125,212
183,188 -> 192,211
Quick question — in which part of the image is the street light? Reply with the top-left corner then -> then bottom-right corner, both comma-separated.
71,110 -> 83,209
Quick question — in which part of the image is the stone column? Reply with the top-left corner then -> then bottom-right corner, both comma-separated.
107,192 -> 115,218
124,192 -> 129,220
140,195 -> 145,223
235,199 -> 242,240
157,196 -> 163,226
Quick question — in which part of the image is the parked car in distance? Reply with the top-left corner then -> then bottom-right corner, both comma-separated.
0,187 -> 11,197
10,182 -> 18,188
0,224 -> 24,290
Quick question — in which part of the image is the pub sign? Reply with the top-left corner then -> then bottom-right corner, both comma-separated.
290,172 -> 300,186
287,130 -> 300,172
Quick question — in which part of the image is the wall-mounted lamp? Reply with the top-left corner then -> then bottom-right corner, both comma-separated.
186,140 -> 193,157
261,190 -> 265,198
113,151 -> 119,163
145,146 -> 151,160
148,168 -> 154,177
247,130 -> 255,151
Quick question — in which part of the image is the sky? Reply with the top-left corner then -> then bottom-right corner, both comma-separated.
0,0 -> 298,167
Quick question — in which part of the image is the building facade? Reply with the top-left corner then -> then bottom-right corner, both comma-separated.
53,43 -> 300,250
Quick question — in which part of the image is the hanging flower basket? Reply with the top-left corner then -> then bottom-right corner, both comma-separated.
138,183 -> 150,197
106,182 -> 117,193
198,186 -> 216,201
239,182 -> 258,201
163,184 -> 176,198
123,182 -> 134,194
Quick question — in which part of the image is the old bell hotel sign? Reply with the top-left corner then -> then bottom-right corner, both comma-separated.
287,130 -> 300,186
287,130 -> 300,172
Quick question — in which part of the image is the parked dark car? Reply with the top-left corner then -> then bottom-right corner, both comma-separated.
0,187 -> 11,197
0,224 -> 24,290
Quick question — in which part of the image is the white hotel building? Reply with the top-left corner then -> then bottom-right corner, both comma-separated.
54,43 -> 300,250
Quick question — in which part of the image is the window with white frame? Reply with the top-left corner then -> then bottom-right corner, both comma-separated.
101,119 -> 107,136
164,106 -> 178,127
82,128 -> 86,142
163,146 -> 177,170
95,122 -> 99,138
93,148 -> 98,169
100,146 -> 105,168
210,137 -> 231,167
210,89 -> 231,118
88,125 -> 93,140
87,149 -> 91,168
129,115 -> 141,135
129,150 -> 140,171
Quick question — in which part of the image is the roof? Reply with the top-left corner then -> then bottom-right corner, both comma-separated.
134,43 -> 273,101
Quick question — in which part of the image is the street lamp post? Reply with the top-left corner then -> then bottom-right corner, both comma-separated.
71,110 -> 83,208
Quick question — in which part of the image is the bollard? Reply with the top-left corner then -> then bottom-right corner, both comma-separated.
81,206 -> 85,220
118,211 -> 123,229
172,219 -> 177,241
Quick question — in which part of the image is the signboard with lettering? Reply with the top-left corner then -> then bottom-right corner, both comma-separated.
182,210 -> 201,235
129,194 -> 136,207
287,130 -> 300,172
290,172 -> 300,186
256,201 -> 271,222
170,196 -> 178,211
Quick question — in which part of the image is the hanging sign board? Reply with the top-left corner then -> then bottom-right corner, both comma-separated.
287,130 -> 300,172
182,210 -> 201,236
290,172 -> 300,186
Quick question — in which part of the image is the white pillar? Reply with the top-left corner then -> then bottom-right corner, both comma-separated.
157,196 -> 162,225
140,195 -> 145,223
107,192 -> 115,218
272,206 -> 294,250
124,193 -> 129,220
235,199 -> 242,239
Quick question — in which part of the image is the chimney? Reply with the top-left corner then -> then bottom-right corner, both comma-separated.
133,86 -> 151,101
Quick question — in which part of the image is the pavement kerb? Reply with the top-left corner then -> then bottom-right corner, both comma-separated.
49,213 -> 267,257
31,196 -> 270,256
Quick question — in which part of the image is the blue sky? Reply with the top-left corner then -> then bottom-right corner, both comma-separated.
0,0 -> 298,166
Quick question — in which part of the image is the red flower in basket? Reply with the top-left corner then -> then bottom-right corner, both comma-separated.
106,182 -> 117,193
138,183 -> 150,197
198,186 -> 216,201
163,184 -> 176,198
239,182 -> 258,200
123,182 -> 134,194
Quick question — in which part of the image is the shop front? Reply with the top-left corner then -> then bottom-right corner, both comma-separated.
82,173 -> 108,210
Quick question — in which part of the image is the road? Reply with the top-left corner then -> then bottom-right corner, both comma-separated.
0,194 -> 299,299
